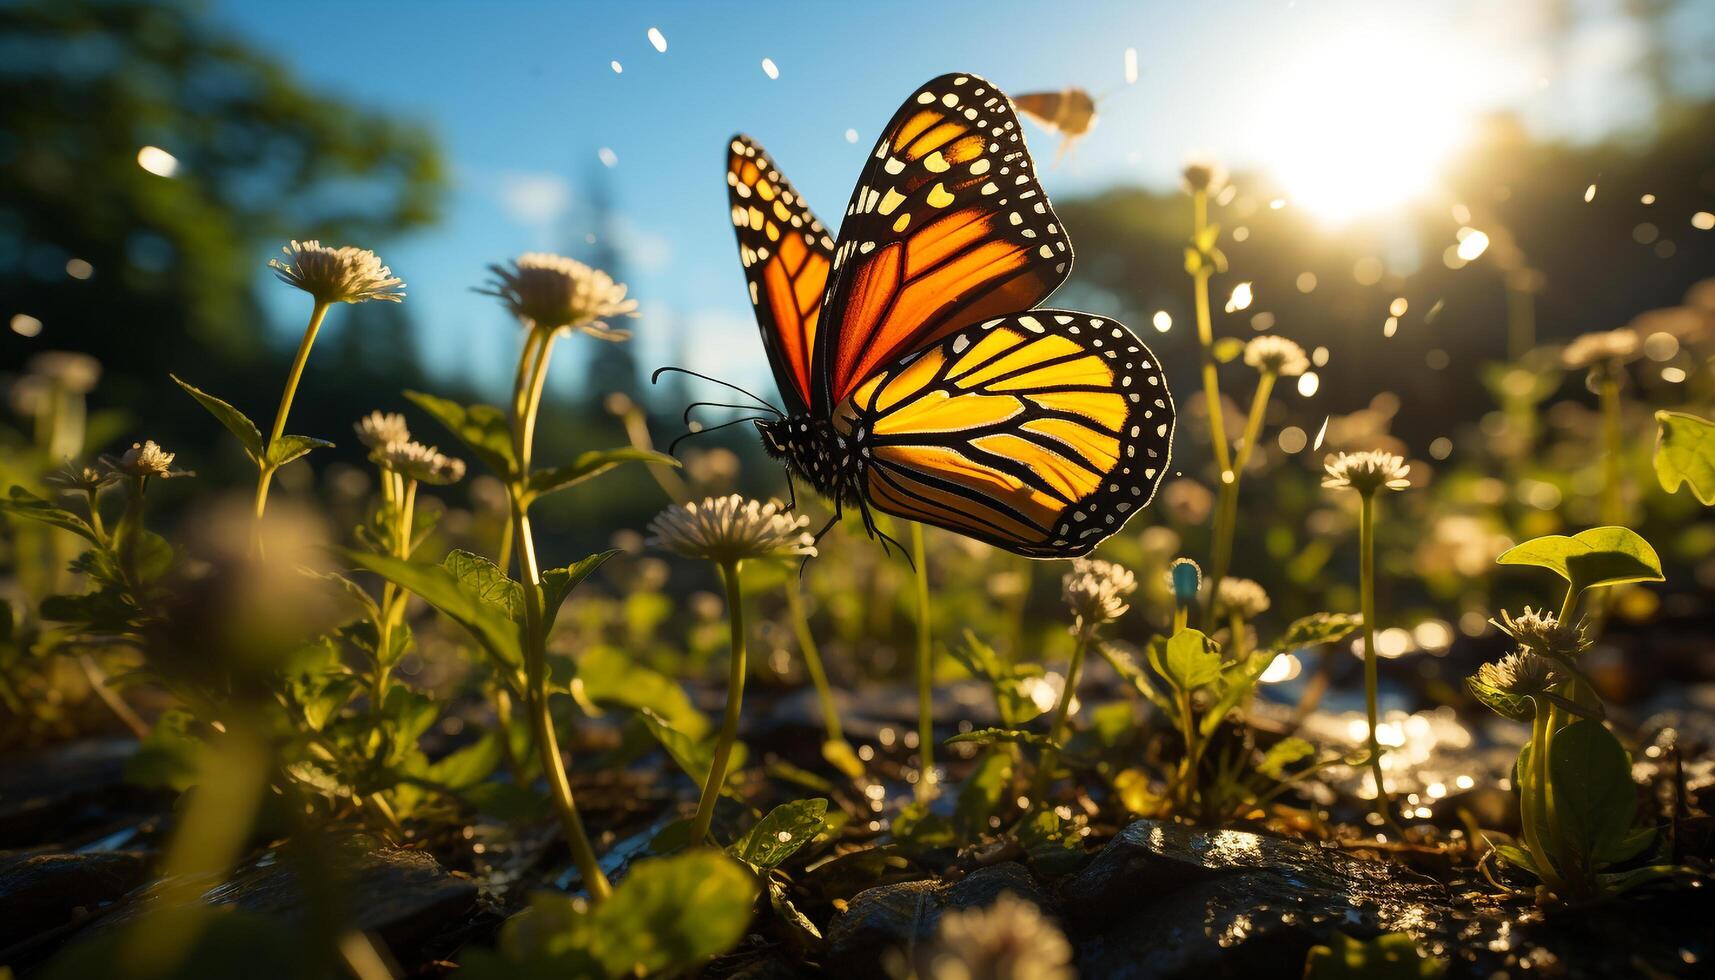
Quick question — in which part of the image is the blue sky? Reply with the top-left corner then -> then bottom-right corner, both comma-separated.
211,0 -> 1705,402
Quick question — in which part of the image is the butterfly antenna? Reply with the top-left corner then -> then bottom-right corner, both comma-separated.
652,366 -> 782,415
666,415 -> 768,455
683,400 -> 782,426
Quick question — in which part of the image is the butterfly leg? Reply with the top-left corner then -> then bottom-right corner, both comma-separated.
856,496 -> 910,567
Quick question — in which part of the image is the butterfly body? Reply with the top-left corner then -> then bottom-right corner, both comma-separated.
755,413 -> 863,506
724,73 -> 1173,559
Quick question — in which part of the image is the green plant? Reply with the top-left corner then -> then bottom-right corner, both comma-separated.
1304,932 -> 1447,979
1472,526 -> 1674,900
463,850 -> 758,978
1207,335 -> 1309,608
1654,409 -> 1715,505
1098,611 -> 1358,819
1322,449 -> 1412,830
647,495 -> 815,843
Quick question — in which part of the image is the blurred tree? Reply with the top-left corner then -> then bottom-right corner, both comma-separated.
568,165 -> 642,407
1057,98 -> 1715,458
0,0 -> 444,429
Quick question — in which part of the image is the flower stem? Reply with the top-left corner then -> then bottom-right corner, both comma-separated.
785,576 -> 843,744
1598,370 -> 1623,527
1358,491 -> 1397,831
1030,627 -> 1089,810
1208,370 -> 1275,608
255,299 -> 330,523
910,521 -> 935,800
692,560 -> 749,843
374,478 -> 417,709
508,329 -> 609,901
1191,189 -> 1232,479
1523,705 -> 1568,894
1177,686 -> 1200,812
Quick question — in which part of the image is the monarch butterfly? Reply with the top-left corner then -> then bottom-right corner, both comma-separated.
716,72 -> 1173,559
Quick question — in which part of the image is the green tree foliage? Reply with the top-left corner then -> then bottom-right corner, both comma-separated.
0,0 -> 443,413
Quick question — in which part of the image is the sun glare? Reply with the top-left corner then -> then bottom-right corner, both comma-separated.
1251,21 -> 1471,225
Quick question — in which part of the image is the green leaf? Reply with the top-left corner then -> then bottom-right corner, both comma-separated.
1654,410 -> 1715,505
954,751 -> 1013,840
1199,649 -> 1277,737
1213,336 -> 1245,363
40,588 -> 133,631
1303,932 -> 1448,980
1548,719 -> 1640,866
571,646 -> 708,739
1151,628 -> 1221,693
1015,810 -> 1084,873
125,709 -> 202,792
1258,736 -> 1316,779
1466,675 -> 1536,723
442,549 -> 524,619
526,448 -> 680,501
892,800 -> 956,847
267,433 -> 334,468
426,732 -> 504,791
343,550 -> 523,669
1598,825 -> 1657,866
540,551 -> 617,633
1492,841 -> 1540,877
945,727 -> 1058,749
1096,640 -> 1175,715
405,390 -> 517,480
495,851 -> 757,978
638,708 -> 746,790
732,798 -> 828,868
1273,611 -> 1363,652
172,375 -> 265,463
1497,527 -> 1664,594
1,487 -> 102,545
383,686 -> 439,759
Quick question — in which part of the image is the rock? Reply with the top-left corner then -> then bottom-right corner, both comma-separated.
0,851 -> 148,949
1059,820 -> 1454,979
88,843 -> 485,967
0,740 -> 161,848
824,862 -> 1054,978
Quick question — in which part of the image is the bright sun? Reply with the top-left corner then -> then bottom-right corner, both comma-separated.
1251,22 -> 1471,225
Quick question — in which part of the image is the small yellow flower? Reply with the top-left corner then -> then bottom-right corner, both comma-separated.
647,495 -> 815,565
269,240 -> 404,304
1062,557 -> 1136,631
480,252 -> 638,339
107,440 -> 190,478
1214,576 -> 1271,620
1561,328 -> 1639,370
354,411 -> 411,450
375,441 -> 465,485
1322,450 -> 1411,494
1477,650 -> 1562,696
1243,335 -> 1309,377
